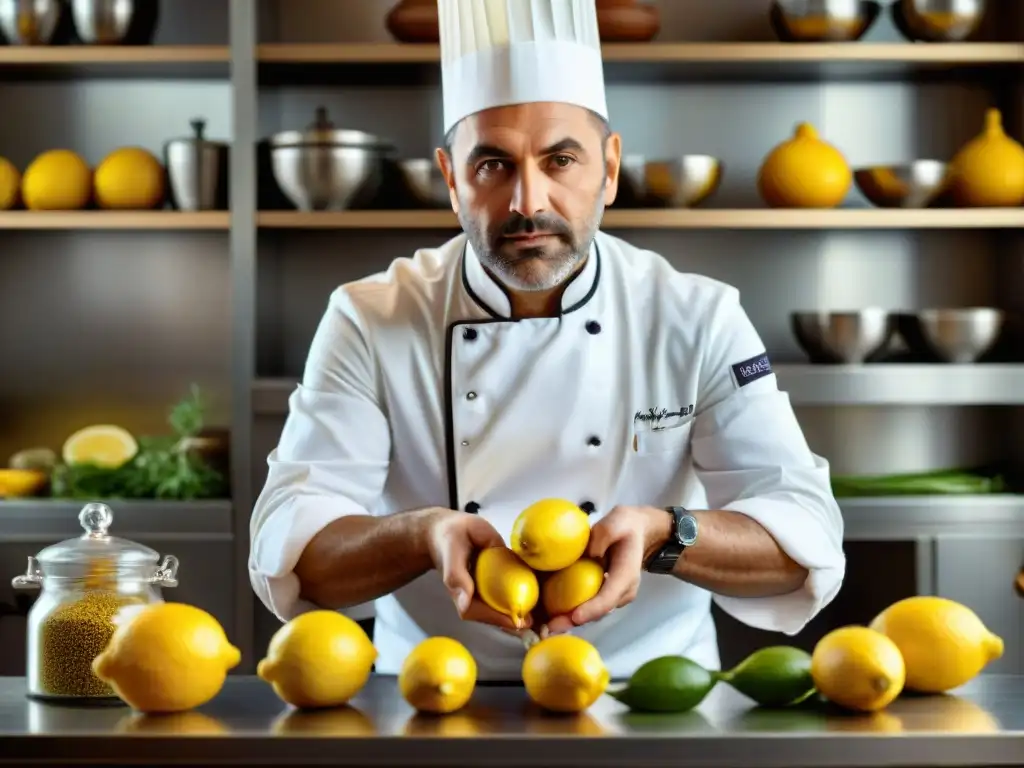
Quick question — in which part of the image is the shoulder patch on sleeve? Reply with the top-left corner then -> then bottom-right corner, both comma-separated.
731,352 -> 773,388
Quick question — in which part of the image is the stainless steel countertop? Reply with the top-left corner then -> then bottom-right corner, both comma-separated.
1,674 -> 1022,767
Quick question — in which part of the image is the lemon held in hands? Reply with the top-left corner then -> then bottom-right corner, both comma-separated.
542,557 -> 605,617
257,610 -> 377,709
511,498 -> 591,572
811,626 -> 905,713
92,602 -> 241,714
522,634 -> 609,713
474,547 -> 538,629
869,596 -> 1003,694
399,636 -> 477,714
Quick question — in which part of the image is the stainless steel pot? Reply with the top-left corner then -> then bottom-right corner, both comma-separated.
164,118 -> 229,212
269,107 -> 391,212
70,0 -> 135,44
0,0 -> 62,45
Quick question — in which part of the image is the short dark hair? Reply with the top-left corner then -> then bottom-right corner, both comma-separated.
443,108 -> 611,158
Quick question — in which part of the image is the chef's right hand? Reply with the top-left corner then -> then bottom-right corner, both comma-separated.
426,509 -> 530,632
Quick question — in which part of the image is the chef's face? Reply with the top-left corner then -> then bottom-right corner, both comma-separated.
437,102 -> 622,292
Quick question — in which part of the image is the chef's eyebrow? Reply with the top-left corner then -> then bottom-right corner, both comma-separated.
465,137 -> 587,165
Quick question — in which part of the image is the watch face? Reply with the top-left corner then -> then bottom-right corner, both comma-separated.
676,514 -> 699,546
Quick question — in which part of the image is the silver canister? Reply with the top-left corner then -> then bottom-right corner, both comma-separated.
0,0 -> 62,45
70,0 -> 135,44
163,118 -> 229,212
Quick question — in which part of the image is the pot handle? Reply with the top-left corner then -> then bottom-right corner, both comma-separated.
11,556 -> 42,590
151,555 -> 180,588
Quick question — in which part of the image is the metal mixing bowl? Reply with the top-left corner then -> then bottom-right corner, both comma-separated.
854,161 -> 950,209
897,308 -> 1004,363
892,0 -> 985,42
0,0 -> 62,44
643,156 -> 723,208
70,0 -> 136,43
770,0 -> 882,42
270,108 -> 391,212
396,159 -> 450,208
791,309 -> 897,364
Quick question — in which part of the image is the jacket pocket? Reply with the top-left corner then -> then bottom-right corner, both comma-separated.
632,419 -> 694,455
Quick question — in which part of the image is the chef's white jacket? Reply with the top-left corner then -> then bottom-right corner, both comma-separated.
249,230 -> 845,680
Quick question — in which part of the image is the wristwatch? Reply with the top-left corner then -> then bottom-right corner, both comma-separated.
645,506 -> 699,574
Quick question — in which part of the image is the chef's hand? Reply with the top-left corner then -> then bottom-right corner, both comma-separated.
426,509 -> 530,632
544,505 -> 669,634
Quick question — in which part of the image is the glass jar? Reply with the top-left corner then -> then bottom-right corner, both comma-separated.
11,501 -> 179,702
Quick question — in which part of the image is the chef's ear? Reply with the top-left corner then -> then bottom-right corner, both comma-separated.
435,146 -> 460,215
602,132 -> 623,208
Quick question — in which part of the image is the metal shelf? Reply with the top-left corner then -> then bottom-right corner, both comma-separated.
777,364 -> 1024,406
840,495 -> 1024,540
0,499 -> 233,541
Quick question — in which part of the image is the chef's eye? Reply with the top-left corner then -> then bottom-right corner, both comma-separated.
477,159 -> 509,176
549,154 -> 576,169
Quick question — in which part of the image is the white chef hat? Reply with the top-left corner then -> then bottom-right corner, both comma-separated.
438,0 -> 609,136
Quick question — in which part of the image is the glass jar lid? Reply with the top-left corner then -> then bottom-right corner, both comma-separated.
33,502 -> 160,567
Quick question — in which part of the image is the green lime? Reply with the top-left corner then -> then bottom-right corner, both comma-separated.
720,646 -> 815,708
607,656 -> 718,713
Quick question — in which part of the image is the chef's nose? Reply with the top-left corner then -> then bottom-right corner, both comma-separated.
509,163 -> 550,218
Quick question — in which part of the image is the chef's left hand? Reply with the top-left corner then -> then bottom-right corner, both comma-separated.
543,505 -> 670,635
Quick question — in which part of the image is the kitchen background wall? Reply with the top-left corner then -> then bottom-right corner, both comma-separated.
1,0 -> 1022,674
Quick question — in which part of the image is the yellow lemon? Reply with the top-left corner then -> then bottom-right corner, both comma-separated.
0,156 -> 20,209
257,610 -> 377,709
21,149 -> 92,211
62,424 -> 138,469
474,546 -> 539,629
869,596 -> 1003,694
757,122 -> 852,208
542,557 -> 605,617
811,626 -> 905,713
522,634 -> 609,713
0,469 -> 48,498
92,602 -> 241,714
93,147 -> 166,210
511,498 -> 591,572
399,636 -> 477,714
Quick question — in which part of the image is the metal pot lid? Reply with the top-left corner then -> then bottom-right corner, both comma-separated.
32,502 -> 160,566
165,118 -> 228,148
269,106 -> 392,150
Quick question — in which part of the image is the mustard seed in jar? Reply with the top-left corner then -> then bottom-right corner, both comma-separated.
38,590 -> 141,698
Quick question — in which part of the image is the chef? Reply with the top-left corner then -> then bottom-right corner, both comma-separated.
249,0 -> 845,680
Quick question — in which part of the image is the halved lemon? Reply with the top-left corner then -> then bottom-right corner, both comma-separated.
62,425 -> 139,469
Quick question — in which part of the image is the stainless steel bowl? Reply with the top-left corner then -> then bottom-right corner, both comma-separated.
397,159 -> 450,209
854,161 -> 950,209
898,308 -> 1004,363
892,0 -> 985,42
791,309 -> 897,364
643,156 -> 723,208
70,0 -> 136,43
269,107 -> 391,212
0,0 -> 62,45
770,0 -> 882,42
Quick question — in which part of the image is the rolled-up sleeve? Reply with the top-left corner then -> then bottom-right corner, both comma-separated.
249,287 -> 391,623
690,286 -> 845,635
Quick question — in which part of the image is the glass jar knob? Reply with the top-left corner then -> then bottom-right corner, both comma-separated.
79,503 -> 113,539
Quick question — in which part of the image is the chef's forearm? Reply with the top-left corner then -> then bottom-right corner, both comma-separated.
648,508 -> 808,598
293,507 -> 442,610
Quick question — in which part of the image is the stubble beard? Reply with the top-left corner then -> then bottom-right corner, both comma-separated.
459,191 -> 605,292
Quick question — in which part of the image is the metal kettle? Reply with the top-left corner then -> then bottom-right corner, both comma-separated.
163,118 -> 229,212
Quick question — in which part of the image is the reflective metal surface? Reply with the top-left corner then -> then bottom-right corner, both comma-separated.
770,0 -> 882,42
0,675 -> 1021,766
70,0 -> 135,43
899,308 -> 1006,364
791,309 -> 896,364
164,118 -> 230,212
0,0 -> 61,44
396,159 -> 450,209
893,0 -> 986,42
854,161 -> 950,209
643,156 -> 724,208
